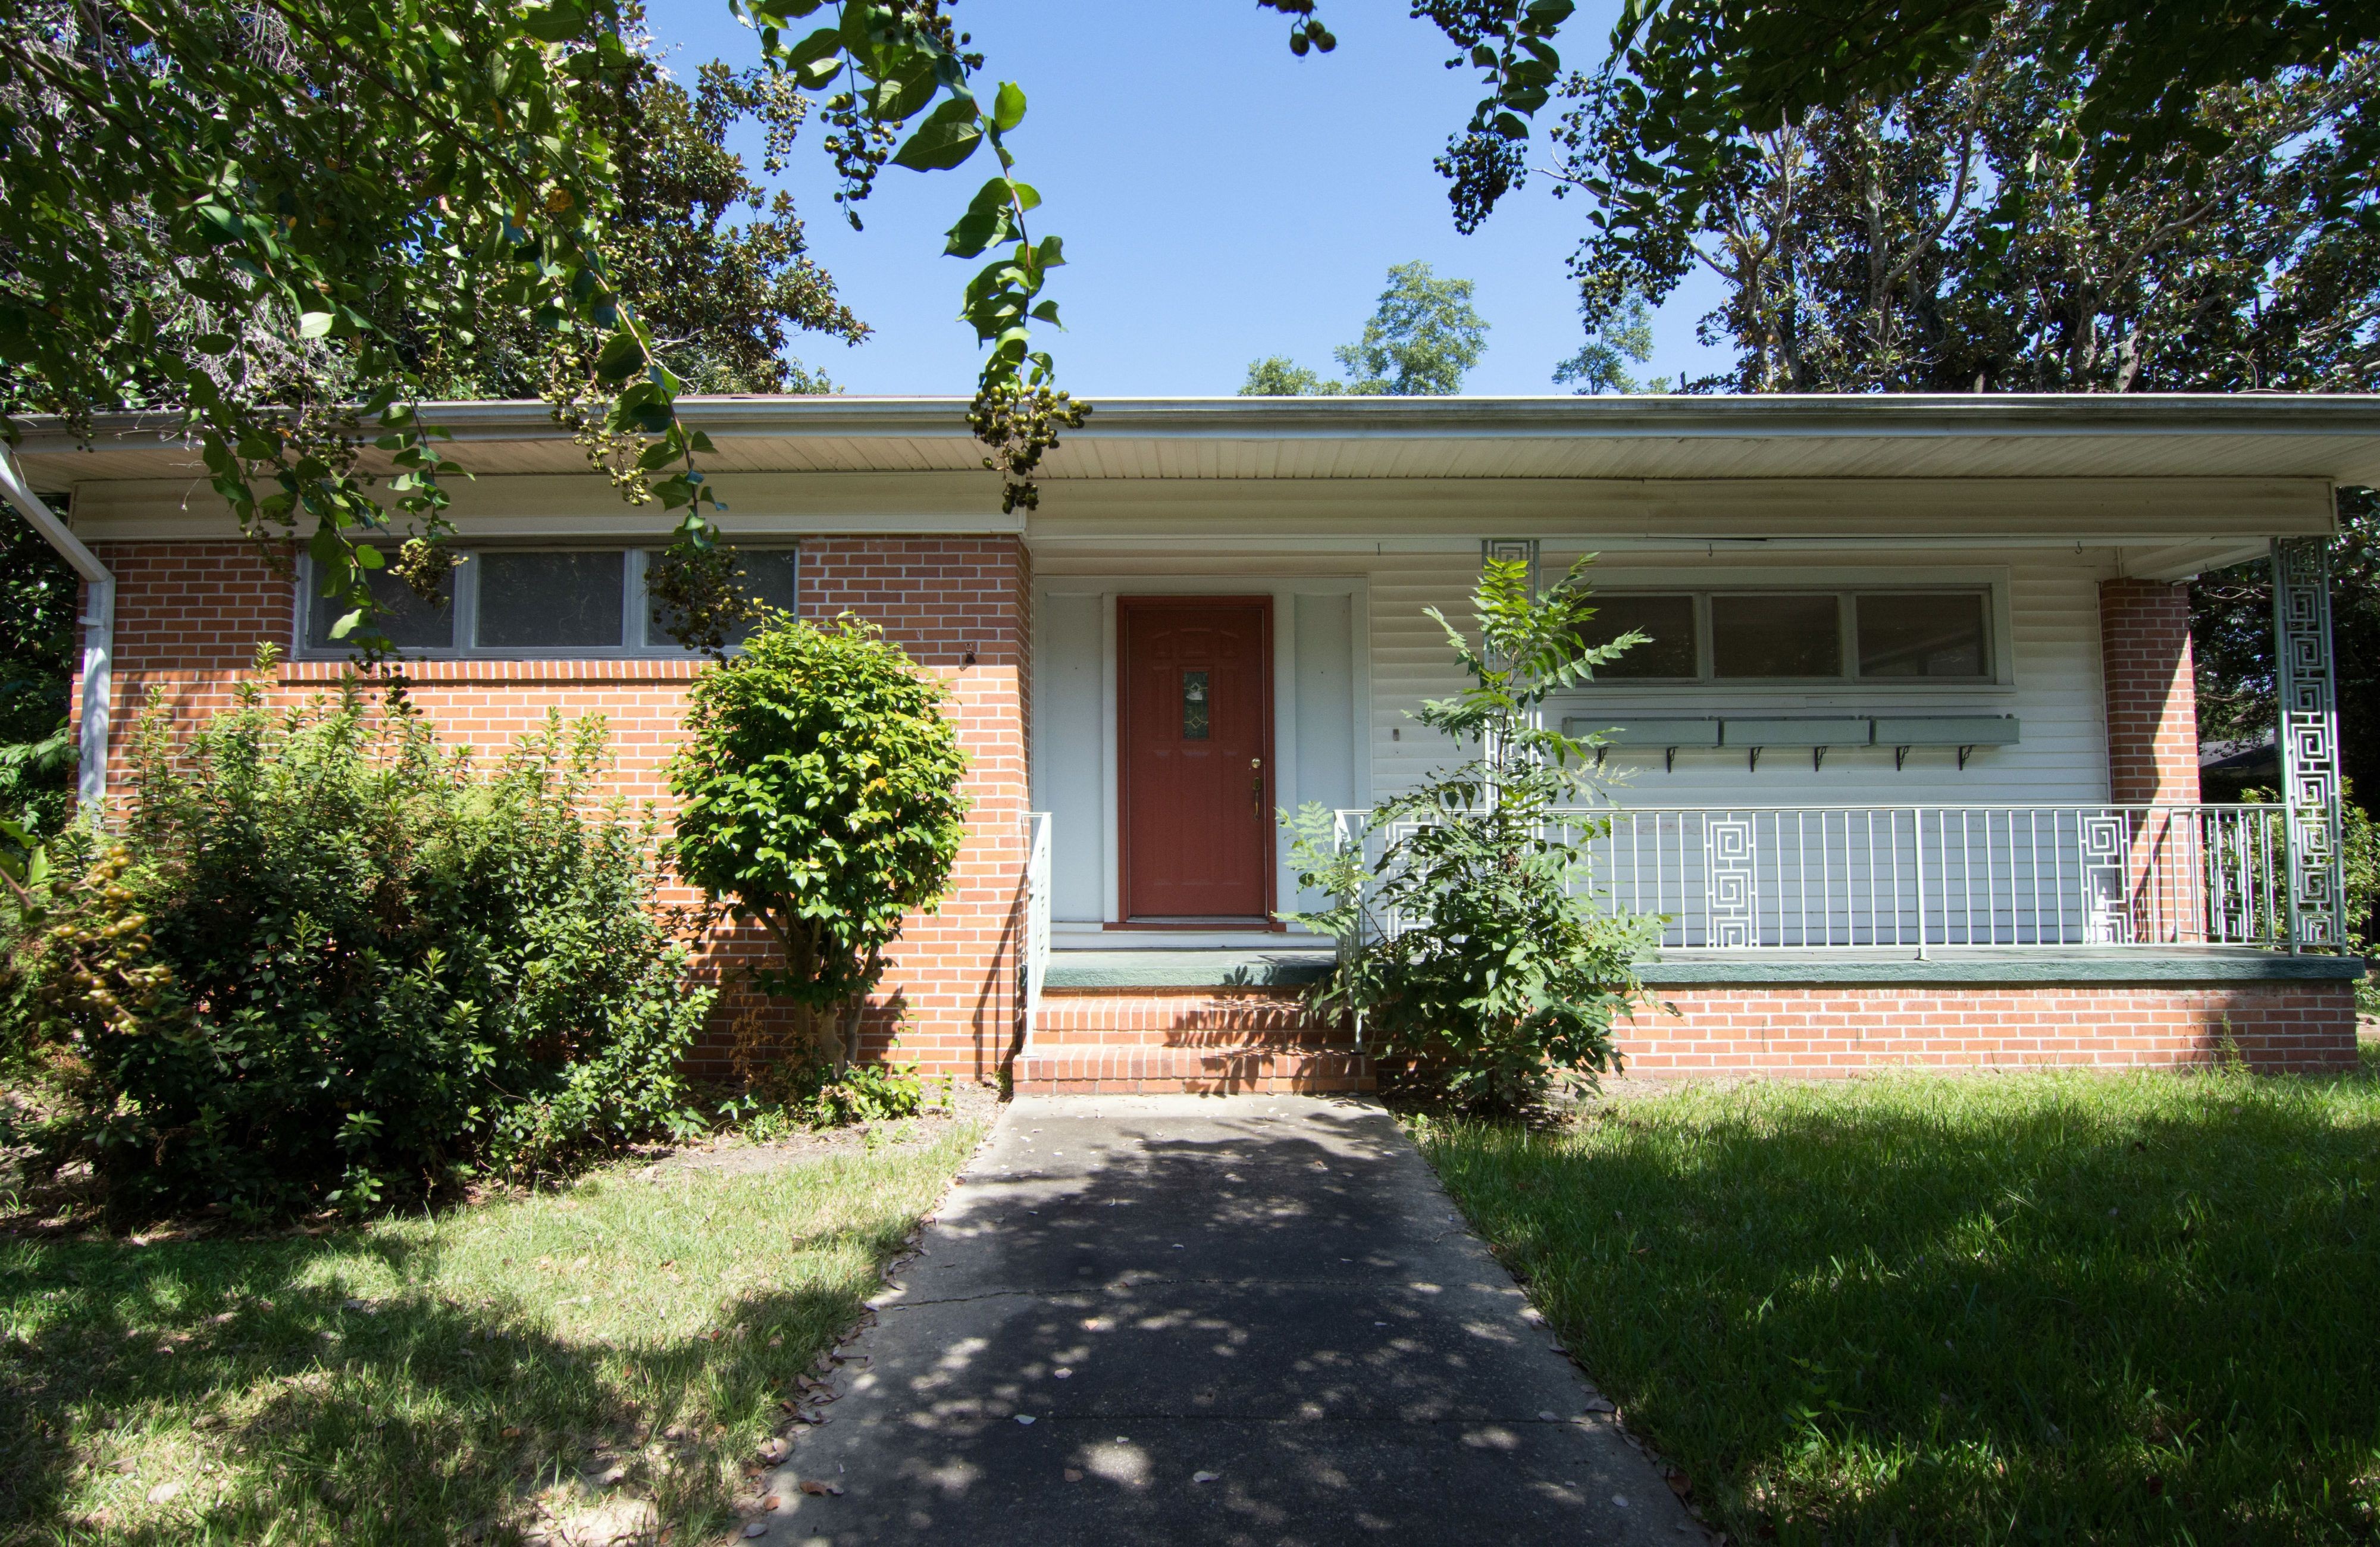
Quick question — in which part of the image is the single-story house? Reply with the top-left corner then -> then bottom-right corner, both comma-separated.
11,394 -> 2373,1090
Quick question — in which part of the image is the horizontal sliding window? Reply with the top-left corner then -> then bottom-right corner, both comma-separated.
304,565 -> 455,652
295,545 -> 799,659
1713,593 -> 1841,679
479,550 -> 627,650
1856,591 -> 1988,678
1572,586 -> 1995,684
646,549 -> 799,652
1580,593 -> 1696,679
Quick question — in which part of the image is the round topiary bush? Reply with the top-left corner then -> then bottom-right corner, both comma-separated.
669,612 -> 969,1070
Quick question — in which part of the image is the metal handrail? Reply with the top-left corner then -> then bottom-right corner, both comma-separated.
1331,801 -> 2322,952
1020,812 -> 1053,1046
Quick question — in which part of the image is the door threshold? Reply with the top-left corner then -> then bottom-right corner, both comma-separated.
1054,925 -> 1320,951
1115,917 -> 1283,931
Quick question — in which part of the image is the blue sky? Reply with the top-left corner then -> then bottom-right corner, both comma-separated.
639,0 -> 1733,397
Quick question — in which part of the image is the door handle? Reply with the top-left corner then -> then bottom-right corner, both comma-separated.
1251,757 -> 1263,805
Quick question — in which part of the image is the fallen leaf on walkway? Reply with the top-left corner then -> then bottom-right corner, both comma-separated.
1667,1472 -> 1692,1498
1064,1470 -> 1083,1483
1014,1414 -> 1036,1426
797,1480 -> 841,1496
1192,1471 -> 1219,1484
145,1482 -> 183,1504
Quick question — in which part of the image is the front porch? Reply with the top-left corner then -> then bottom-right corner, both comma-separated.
1011,403 -> 2368,1089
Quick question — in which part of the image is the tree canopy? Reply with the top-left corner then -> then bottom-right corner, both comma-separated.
1552,5 -> 2380,393
1,0 -> 1079,654
1241,262 -> 1490,396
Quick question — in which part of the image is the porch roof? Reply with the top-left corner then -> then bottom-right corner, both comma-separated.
20,392 -> 2380,486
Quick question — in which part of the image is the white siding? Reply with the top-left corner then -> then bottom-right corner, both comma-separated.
1032,543 -> 2124,924
1032,593 -> 1107,921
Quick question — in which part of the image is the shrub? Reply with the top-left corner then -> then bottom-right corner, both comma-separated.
1,657 -> 711,1218
670,612 -> 969,1070
1282,555 -> 1660,1110
719,1059 -> 943,1140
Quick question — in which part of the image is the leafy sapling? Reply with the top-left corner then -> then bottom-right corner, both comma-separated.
1280,554 -> 1663,1108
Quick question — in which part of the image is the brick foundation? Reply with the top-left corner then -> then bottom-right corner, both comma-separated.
1621,980 -> 2359,1075
79,536 -> 1032,1085
2099,578 -> 2200,803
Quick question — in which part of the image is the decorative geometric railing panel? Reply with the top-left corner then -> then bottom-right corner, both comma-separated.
2275,538 -> 2344,950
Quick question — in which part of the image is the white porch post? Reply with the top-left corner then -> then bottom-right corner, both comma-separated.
2273,537 -> 2346,951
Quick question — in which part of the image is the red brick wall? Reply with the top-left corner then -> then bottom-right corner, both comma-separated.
2099,578 -> 2200,803
1620,980 -> 2357,1076
79,536 -> 1032,1084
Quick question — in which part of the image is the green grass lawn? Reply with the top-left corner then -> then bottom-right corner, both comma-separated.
1416,1050 -> 2380,1547
0,1120 -> 982,1545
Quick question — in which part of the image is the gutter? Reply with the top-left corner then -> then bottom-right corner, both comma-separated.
0,447 -> 112,826
15,392 -> 2380,453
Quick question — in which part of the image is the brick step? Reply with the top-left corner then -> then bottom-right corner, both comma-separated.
1029,1023 -> 1351,1050
1012,1044 -> 1375,1096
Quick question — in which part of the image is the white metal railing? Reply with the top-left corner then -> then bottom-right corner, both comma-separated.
1333,803 -> 2308,951
1020,812 -> 1053,1044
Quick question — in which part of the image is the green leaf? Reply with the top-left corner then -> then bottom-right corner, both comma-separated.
943,178 -> 1017,257
298,311 -> 335,339
891,95 -> 984,172
871,49 -> 942,123
328,609 -> 364,640
991,81 -> 1026,131
782,23 -> 841,65
594,328 -> 647,383
191,332 -> 236,356
520,0 -> 588,42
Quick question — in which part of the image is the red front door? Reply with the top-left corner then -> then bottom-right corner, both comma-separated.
1120,597 -> 1274,922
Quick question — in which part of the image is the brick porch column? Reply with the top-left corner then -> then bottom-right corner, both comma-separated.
2099,578 -> 2200,804
2099,577 -> 2204,942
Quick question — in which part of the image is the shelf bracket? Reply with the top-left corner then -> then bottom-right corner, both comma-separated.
1894,745 -> 1911,771
1957,743 -> 1975,770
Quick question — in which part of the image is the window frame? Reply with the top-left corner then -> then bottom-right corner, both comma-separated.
1576,583 -> 2005,687
293,543 -> 801,661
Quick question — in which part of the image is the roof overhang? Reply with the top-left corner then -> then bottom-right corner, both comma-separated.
18,393 -> 2380,484
17,397 -> 2378,577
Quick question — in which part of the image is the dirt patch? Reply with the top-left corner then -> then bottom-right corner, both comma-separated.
627,1081 -> 1003,1182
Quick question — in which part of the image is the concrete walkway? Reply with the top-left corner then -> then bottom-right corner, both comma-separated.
758,1095 -> 1705,1546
